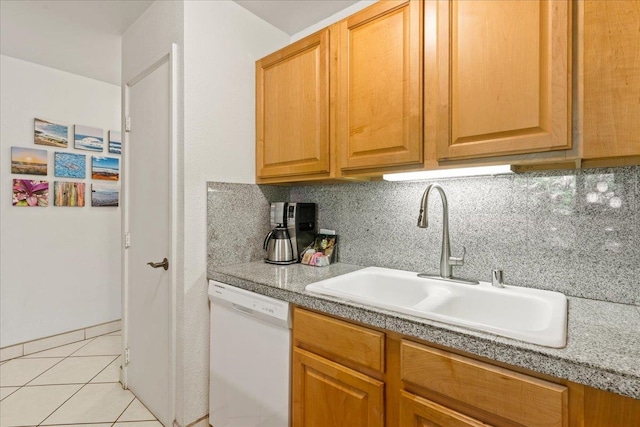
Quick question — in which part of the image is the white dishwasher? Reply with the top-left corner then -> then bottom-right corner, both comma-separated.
208,280 -> 291,427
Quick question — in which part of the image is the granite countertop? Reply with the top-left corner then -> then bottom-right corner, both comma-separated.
209,261 -> 640,400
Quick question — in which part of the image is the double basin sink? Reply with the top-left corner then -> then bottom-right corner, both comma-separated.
305,267 -> 567,348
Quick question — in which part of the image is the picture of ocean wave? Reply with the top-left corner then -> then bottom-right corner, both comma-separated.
92,184 -> 119,207
54,152 -> 86,178
109,130 -> 122,155
35,118 -> 68,148
75,125 -> 104,152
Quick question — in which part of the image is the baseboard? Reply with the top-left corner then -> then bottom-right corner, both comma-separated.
0,319 -> 121,362
174,414 -> 209,427
186,415 -> 209,427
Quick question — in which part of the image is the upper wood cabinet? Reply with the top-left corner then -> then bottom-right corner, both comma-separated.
435,0 -> 572,161
582,0 -> 640,161
256,29 -> 333,182
337,0 -> 423,173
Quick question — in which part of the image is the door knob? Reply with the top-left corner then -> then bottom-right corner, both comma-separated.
147,258 -> 169,271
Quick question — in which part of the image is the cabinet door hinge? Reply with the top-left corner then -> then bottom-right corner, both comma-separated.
124,347 -> 130,366
125,116 -> 131,132
125,232 -> 131,248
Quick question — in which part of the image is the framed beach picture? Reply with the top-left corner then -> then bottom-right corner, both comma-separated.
54,152 -> 86,179
34,118 -> 68,148
11,147 -> 48,176
92,156 -> 119,181
54,181 -> 85,207
109,130 -> 121,154
91,184 -> 119,207
13,179 -> 49,207
74,125 -> 104,152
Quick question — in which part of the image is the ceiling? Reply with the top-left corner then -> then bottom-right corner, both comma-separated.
235,0 -> 359,35
0,0 -> 359,86
0,0 -> 154,85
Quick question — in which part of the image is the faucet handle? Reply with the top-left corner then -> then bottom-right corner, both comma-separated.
492,269 -> 505,288
449,246 -> 465,266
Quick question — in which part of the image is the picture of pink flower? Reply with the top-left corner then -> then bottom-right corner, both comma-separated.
12,179 -> 49,207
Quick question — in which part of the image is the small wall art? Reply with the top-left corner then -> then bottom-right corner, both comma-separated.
11,147 -> 48,176
53,181 -> 85,207
54,152 -> 86,178
109,130 -> 121,154
13,179 -> 49,207
34,118 -> 68,148
91,184 -> 119,207
92,156 -> 119,181
74,125 -> 104,152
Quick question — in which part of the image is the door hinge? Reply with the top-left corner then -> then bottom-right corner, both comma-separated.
125,232 -> 131,248
125,116 -> 131,132
124,347 -> 130,366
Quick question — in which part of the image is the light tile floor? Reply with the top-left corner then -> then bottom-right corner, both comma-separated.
0,331 -> 162,427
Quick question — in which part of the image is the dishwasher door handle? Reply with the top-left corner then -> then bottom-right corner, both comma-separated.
231,303 -> 254,316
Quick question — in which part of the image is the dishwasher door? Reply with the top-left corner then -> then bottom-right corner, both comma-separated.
208,280 -> 291,427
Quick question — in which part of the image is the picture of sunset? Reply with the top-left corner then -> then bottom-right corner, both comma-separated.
11,147 -> 48,175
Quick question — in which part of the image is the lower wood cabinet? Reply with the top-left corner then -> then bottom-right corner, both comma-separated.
399,391 -> 490,427
291,306 -> 640,427
292,348 -> 384,427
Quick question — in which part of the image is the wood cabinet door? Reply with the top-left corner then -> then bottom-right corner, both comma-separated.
400,391 -> 492,427
337,0 -> 423,173
436,0 -> 571,160
256,29 -> 331,180
292,348 -> 384,427
583,0 -> 640,159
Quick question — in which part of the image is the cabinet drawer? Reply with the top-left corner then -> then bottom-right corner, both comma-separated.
400,390 -> 491,427
293,308 -> 385,373
401,340 -> 567,427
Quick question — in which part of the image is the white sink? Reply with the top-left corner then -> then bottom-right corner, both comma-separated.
305,267 -> 567,348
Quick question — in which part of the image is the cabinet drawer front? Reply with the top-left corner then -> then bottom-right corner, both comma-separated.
293,308 -> 385,372
401,340 -> 567,427
400,390 -> 491,427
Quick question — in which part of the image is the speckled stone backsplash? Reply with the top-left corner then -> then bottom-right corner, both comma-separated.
207,166 -> 639,305
207,183 -> 289,269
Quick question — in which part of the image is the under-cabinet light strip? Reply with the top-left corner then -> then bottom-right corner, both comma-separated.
382,165 -> 513,181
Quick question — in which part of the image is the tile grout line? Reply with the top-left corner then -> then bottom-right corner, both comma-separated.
111,395 -> 137,425
21,380 -> 120,387
66,337 -> 99,357
19,357 -> 68,388
35,381 -> 90,427
21,337 -> 98,387
85,354 -> 120,384
27,337 -> 102,426
22,336 -> 96,360
0,385 -> 21,402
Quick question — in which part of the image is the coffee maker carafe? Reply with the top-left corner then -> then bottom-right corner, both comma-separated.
265,202 -> 316,264
263,226 -> 295,264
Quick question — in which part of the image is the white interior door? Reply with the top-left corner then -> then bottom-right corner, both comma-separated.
122,46 -> 177,427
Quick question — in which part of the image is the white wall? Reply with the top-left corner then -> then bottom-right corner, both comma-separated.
0,55 -> 121,347
183,0 -> 288,423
